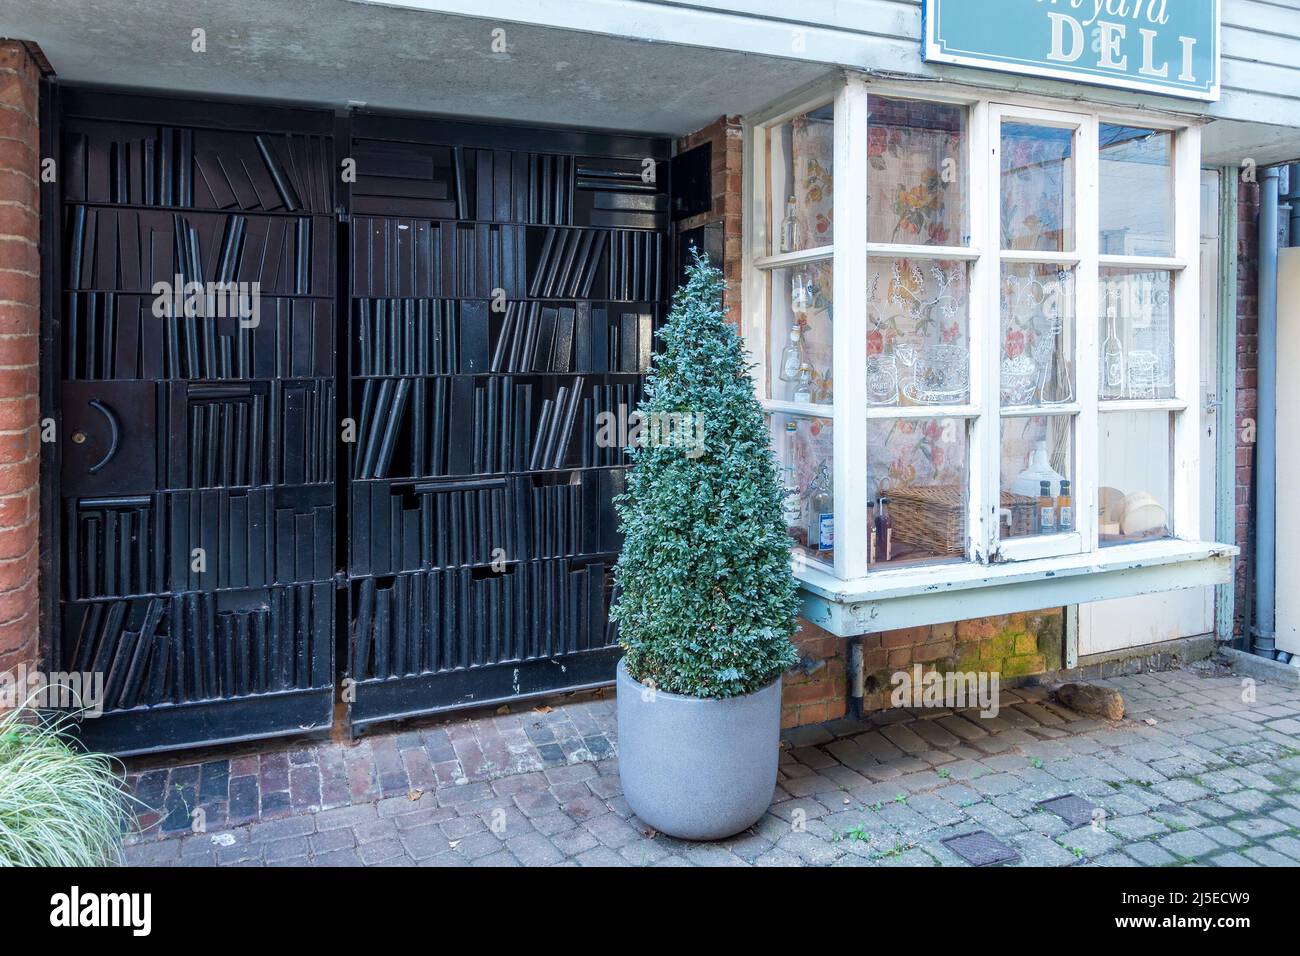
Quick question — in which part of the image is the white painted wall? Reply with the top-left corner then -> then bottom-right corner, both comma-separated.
374,0 -> 1300,133
1276,246 -> 1300,656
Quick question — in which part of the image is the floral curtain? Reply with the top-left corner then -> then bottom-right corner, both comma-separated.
791,113 -> 834,248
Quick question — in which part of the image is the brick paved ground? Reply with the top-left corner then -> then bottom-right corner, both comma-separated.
123,664 -> 1300,867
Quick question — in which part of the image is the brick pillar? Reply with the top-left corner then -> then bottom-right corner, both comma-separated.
0,40 -> 41,682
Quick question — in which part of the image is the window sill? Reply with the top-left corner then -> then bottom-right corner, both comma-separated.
796,540 -> 1237,637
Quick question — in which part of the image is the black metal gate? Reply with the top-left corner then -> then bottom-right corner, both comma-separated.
343,113 -> 670,730
49,90 -> 339,755
43,87 -> 671,753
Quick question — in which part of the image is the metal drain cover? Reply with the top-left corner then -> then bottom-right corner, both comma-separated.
941,830 -> 1019,867
1038,794 -> 1101,828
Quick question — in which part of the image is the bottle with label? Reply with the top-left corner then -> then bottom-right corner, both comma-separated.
867,501 -> 878,564
806,464 -> 834,555
792,363 -> 815,403
780,195 -> 802,254
1057,479 -> 1074,533
778,323 -> 804,382
1037,479 -> 1057,534
875,496 -> 893,562
1100,306 -> 1125,399
781,421 -> 801,528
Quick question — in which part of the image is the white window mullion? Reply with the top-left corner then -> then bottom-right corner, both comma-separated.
967,99 -> 995,563
742,118 -> 771,399
832,76 -> 869,579
982,104 -> 1005,562
1171,123 -> 1203,539
1076,115 -> 1101,553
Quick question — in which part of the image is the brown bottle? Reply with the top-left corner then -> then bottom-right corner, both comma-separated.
1057,479 -> 1074,533
875,496 -> 894,562
1037,480 -> 1057,534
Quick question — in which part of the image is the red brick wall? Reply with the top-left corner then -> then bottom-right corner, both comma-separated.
0,41 -> 41,684
783,611 -> 1065,728
1234,177 -> 1260,642
676,116 -> 743,327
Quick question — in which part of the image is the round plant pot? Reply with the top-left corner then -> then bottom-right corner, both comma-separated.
616,658 -> 782,841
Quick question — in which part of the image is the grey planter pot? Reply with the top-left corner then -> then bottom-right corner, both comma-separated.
616,659 -> 782,841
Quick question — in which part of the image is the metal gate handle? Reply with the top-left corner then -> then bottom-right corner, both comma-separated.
87,398 -> 121,474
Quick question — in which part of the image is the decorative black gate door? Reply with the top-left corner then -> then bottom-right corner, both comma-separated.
51,90 -> 339,755
343,114 -> 670,730
44,88 -> 672,753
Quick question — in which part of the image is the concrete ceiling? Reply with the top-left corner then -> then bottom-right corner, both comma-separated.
0,0 -> 831,135
2,0 -> 1295,165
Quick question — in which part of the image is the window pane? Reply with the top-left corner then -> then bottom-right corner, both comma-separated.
1000,415 -> 1075,540
769,262 -> 833,404
1001,264 -> 1076,407
768,105 -> 834,255
866,259 -> 970,406
1001,123 -> 1075,252
1100,411 -> 1173,546
771,413 -> 835,564
1099,269 -> 1174,400
867,97 -> 969,246
867,417 -> 968,567
1100,125 -> 1173,257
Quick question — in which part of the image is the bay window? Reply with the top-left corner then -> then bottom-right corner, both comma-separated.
744,75 -> 1232,634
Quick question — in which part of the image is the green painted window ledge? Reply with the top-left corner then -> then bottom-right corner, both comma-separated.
797,540 -> 1237,638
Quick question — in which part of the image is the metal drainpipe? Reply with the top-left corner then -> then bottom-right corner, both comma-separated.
1288,164 -> 1300,247
1253,167 -> 1280,658
1286,166 -> 1300,666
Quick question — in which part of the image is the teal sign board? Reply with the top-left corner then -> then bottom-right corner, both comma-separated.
923,0 -> 1220,101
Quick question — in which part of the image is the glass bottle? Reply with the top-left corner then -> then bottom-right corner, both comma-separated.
1057,479 -> 1074,533
780,195 -> 801,253
1100,306 -> 1125,399
791,270 -> 813,312
778,323 -> 804,382
806,465 -> 834,555
792,363 -> 815,403
781,421 -> 801,527
1037,479 -> 1057,534
875,496 -> 893,563
1040,314 -> 1074,404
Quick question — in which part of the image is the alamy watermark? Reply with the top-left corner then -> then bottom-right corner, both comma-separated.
890,664 -> 1000,718
595,406 -> 706,458
0,664 -> 105,718
151,274 -> 261,328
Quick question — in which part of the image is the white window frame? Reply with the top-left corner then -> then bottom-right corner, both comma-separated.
742,72 -> 1231,633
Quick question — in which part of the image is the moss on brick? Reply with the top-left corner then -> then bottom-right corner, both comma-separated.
1001,654 -> 1047,677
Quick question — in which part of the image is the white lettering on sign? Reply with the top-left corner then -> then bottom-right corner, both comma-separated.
1038,1 -> 1195,84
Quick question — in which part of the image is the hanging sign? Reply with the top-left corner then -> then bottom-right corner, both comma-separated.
923,0 -> 1220,101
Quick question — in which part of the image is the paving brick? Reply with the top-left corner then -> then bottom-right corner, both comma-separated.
247,815 -> 315,844
1158,829 -> 1222,861
506,832 -> 565,866
1057,824 -> 1119,860
1104,815 -> 1169,840
1123,841 -> 1178,866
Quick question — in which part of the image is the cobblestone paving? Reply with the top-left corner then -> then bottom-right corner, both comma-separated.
123,664 -> 1300,866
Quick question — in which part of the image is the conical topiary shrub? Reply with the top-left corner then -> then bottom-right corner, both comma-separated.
612,250 -> 799,699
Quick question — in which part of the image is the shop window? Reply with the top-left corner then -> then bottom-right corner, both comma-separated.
1100,125 -> 1174,257
747,77 -> 1208,592
767,104 -> 834,256
768,262 -> 833,405
1099,410 -> 1174,546
770,413 -> 835,569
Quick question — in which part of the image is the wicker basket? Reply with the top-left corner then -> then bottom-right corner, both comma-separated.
886,485 -> 1036,556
